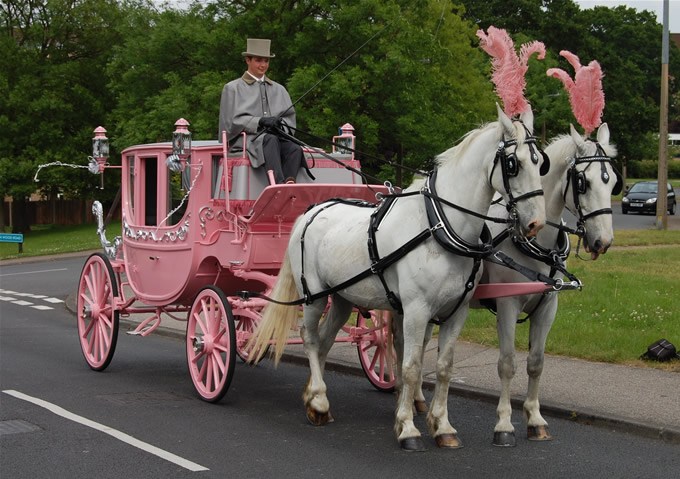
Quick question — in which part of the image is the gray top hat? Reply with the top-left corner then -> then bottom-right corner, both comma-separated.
242,38 -> 275,58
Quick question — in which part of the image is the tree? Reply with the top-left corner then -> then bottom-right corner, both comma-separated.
459,0 -> 680,167
109,0 -> 497,186
0,0 -> 132,230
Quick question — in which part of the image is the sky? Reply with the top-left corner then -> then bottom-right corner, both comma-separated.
575,0 -> 680,33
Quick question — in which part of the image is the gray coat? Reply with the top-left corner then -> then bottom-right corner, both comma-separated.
218,73 -> 297,168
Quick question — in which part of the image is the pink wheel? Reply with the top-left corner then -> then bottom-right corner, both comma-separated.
234,311 -> 268,362
76,253 -> 120,371
356,310 -> 396,392
186,286 -> 236,402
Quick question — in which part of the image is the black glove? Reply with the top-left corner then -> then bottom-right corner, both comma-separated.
258,116 -> 281,129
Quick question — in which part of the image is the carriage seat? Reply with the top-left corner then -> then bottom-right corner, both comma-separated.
213,147 -> 359,214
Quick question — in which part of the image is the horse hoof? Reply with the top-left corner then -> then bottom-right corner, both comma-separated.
493,431 -> 516,447
527,425 -> 552,441
435,433 -> 463,449
414,400 -> 428,414
306,408 -> 333,426
399,437 -> 427,452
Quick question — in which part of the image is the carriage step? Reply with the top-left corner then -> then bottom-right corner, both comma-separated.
126,315 -> 161,337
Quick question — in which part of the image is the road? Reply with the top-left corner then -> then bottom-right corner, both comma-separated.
1,256 -> 679,478
564,200 -> 680,231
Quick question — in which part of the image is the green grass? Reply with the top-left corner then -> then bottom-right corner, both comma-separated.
0,223 -> 118,260
461,231 -> 680,371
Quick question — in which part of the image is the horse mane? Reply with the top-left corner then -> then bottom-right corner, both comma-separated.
435,120 -> 527,168
545,132 -> 617,164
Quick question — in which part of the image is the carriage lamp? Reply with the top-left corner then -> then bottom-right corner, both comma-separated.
333,123 -> 355,159
92,126 -> 109,188
169,118 -> 192,172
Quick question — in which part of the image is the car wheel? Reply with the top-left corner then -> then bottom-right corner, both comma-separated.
670,202 -> 676,216
622,207 -> 628,215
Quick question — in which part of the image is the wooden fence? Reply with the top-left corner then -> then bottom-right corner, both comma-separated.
2,199 -> 120,226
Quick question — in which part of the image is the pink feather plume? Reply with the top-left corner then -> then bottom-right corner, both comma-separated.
476,26 -> 546,117
546,50 -> 605,136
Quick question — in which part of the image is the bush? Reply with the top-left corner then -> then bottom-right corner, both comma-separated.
628,159 -> 680,179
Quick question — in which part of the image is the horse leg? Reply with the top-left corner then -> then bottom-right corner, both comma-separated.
524,295 -> 558,441
493,299 -> 520,447
426,308 -> 467,449
300,300 -> 335,426
390,312 -> 429,416
413,323 -> 433,414
391,312 -> 404,398
394,312 -> 428,451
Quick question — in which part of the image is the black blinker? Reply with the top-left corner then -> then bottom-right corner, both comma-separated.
505,154 -> 518,177
576,171 -> 587,194
540,150 -> 550,176
612,170 -> 623,196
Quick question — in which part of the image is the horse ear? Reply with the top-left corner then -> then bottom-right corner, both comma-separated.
569,124 -> 585,149
519,107 -> 534,134
596,122 -> 610,145
497,103 -> 514,138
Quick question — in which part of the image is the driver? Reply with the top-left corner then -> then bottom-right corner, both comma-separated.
218,38 -> 304,184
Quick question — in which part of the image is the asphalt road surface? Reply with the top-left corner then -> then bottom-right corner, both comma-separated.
2,258 -> 679,479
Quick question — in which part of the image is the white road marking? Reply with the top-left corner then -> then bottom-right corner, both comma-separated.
2,390 -> 209,472
0,268 -> 68,277
43,297 -> 64,303
31,305 -> 53,311
0,290 -> 63,305
11,300 -> 33,306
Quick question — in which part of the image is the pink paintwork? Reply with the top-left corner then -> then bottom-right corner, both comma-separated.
77,123 -> 399,397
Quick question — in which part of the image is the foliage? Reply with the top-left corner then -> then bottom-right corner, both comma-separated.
2,0 -> 680,229
1,0 -> 132,208
628,158 -> 680,179
459,0 -> 680,171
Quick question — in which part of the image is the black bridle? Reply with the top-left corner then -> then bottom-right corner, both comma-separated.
489,131 -> 548,223
559,141 -> 622,235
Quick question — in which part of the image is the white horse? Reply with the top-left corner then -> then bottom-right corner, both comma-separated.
410,123 -> 619,446
248,105 -> 548,451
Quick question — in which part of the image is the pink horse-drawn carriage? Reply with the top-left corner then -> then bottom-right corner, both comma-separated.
76,121 -> 396,401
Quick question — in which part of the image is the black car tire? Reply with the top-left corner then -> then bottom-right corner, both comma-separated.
622,207 -> 628,215
670,202 -> 676,216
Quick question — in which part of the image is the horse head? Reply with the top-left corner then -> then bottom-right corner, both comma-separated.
563,122 -> 619,259
492,104 -> 547,238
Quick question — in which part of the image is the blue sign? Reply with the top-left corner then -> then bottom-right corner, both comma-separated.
0,233 -> 24,243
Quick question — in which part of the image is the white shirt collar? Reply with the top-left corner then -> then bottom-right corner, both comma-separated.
246,71 -> 265,82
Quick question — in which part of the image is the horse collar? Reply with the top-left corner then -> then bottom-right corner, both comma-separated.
423,171 -> 494,258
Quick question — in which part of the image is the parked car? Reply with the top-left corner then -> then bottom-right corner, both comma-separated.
621,181 -> 676,215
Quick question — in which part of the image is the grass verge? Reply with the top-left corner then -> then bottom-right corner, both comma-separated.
461,230 -> 680,372
0,223 -> 116,260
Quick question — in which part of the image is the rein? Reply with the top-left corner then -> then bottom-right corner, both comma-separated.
237,127 -> 552,321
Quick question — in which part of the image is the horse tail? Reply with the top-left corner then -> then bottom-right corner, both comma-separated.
247,251 -> 300,365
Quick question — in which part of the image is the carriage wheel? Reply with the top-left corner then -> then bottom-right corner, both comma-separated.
356,310 -> 396,392
76,253 -> 120,371
234,312 -> 269,363
186,286 -> 236,402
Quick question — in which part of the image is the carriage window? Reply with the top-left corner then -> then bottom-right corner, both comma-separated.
167,158 -> 189,225
212,155 -> 224,199
127,155 -> 135,216
144,157 -> 157,226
